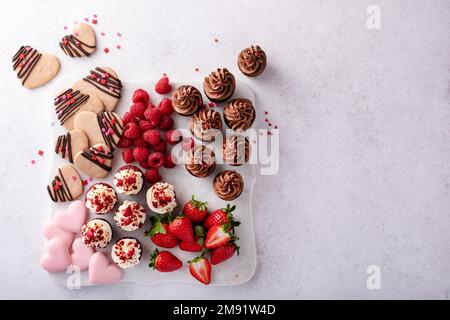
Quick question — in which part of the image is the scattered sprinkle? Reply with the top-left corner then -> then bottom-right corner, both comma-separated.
208,102 -> 216,108
116,44 -> 121,49
73,32 -> 79,36
163,73 -> 167,77
101,32 -> 106,36
93,14 -> 98,18
117,32 -> 122,37
265,119 -> 268,122
268,122 -> 272,127
82,180 -> 88,186
195,67 -> 199,72
264,111 -> 268,115
268,131 -> 272,136
31,160 -> 36,165
214,38 -> 219,43
84,17 -> 89,22
103,47 -> 110,54
71,176 -> 77,182
63,26 -> 68,30
274,125 -> 278,129
92,19 -> 98,24
50,122 -> 55,127
38,150 -> 44,156
88,177 -> 93,182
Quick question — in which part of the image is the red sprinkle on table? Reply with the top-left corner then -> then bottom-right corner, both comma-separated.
38,150 -> 44,156
116,44 -> 121,49
195,68 -> 199,72
92,19 -> 98,24
104,48 -> 110,54
31,159 -> 36,165
101,32 -> 105,36
214,38 -> 219,43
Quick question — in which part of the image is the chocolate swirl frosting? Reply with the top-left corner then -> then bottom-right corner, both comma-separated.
237,45 -> 267,77
189,109 -> 223,141
203,68 -> 236,102
172,85 -> 203,116
213,170 -> 244,201
185,145 -> 216,178
223,98 -> 256,131
223,135 -> 250,166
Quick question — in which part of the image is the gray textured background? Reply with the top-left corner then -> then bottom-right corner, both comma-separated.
0,0 -> 449,299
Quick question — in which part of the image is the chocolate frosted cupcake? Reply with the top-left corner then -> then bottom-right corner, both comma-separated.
213,170 -> 244,201
223,98 -> 255,131
223,135 -> 251,166
81,218 -> 113,248
185,145 -> 216,178
172,85 -> 203,116
111,237 -> 143,269
189,109 -> 223,141
237,45 -> 267,77
203,68 -> 236,102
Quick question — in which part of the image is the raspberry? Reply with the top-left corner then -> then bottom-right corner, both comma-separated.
133,147 -> 151,163
117,137 -> 133,148
182,137 -> 195,151
143,129 -> 161,146
122,148 -> 134,163
144,107 -> 162,127
124,123 -> 142,139
132,89 -> 149,104
130,102 -> 147,119
166,129 -> 183,145
144,168 -> 162,184
155,77 -> 172,94
157,98 -> 174,116
133,137 -> 149,148
138,120 -> 154,132
122,111 -> 137,125
148,152 -> 165,168
153,140 -> 167,153
139,160 -> 151,169
159,115 -> 174,131
164,154 -> 176,168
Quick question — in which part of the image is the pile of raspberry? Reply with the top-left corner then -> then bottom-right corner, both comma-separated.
118,77 -> 190,184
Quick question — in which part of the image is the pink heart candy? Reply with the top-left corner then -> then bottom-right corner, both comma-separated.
43,221 -> 74,247
40,238 -> 71,273
71,238 -> 95,271
54,200 -> 87,233
89,252 -> 123,285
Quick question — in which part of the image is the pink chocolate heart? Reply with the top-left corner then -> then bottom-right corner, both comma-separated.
43,221 -> 74,247
40,238 -> 71,273
71,238 -> 95,271
54,200 -> 87,233
89,252 -> 123,285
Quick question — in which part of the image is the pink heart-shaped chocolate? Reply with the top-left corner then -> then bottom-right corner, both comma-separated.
89,252 -> 123,285
40,238 -> 71,273
43,221 -> 74,247
54,200 -> 87,233
71,237 -> 95,271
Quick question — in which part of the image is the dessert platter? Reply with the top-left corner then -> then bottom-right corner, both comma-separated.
11,21 -> 268,286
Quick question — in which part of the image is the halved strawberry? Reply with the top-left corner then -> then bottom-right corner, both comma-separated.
188,256 -> 211,285
149,249 -> 182,272
203,204 -> 240,231
183,195 -> 208,223
145,216 -> 178,248
204,224 -> 235,249
211,243 -> 240,265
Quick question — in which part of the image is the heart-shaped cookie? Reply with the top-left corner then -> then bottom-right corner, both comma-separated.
71,238 -> 95,271
89,252 -> 123,284
43,221 -> 75,247
47,165 -> 83,202
74,111 -> 123,151
12,46 -> 60,89
54,89 -> 104,130
55,129 -> 89,163
59,23 -> 96,58
40,238 -> 71,273
74,143 -> 114,178
72,67 -> 122,111
53,200 -> 87,233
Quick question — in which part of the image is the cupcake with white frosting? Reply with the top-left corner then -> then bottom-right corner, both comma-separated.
113,165 -> 144,196
111,237 -> 143,269
114,200 -> 146,231
146,182 -> 177,214
81,218 -> 112,248
85,183 -> 117,214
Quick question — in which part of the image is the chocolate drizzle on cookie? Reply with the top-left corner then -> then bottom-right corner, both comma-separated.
97,112 -> 123,151
55,132 -> 73,163
59,34 -> 96,57
80,146 -> 114,172
47,168 -> 73,202
54,89 -> 90,126
83,67 -> 122,99
12,46 -> 42,86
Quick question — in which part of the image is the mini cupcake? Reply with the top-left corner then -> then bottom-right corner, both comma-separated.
203,68 -> 236,102
114,200 -> 146,231
172,85 -> 203,116
81,218 -> 112,248
223,98 -> 256,131
85,182 -> 118,214
111,237 -> 143,269
113,165 -> 144,196
185,145 -> 216,178
189,109 -> 223,141
213,170 -> 244,201
146,182 -> 177,214
223,135 -> 251,166
237,45 -> 267,77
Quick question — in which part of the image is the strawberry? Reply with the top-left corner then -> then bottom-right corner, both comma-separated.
123,122 -> 141,140
117,136 -> 133,148
169,215 -> 194,242
143,129 -> 161,146
159,115 -> 174,131
130,102 -> 147,118
166,129 -> 183,145
164,154 -> 177,168
122,147 -> 134,163
179,226 -> 205,252
148,152 -> 165,168
146,216 -> 178,248
155,76 -> 172,94
132,89 -> 149,104
203,204 -> 240,230
149,249 -> 182,272
133,147 -> 150,163
183,195 -> 208,223
144,168 -> 162,183
210,243 -> 239,265
188,257 -> 211,285
204,224 -> 235,249
157,98 -> 174,116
